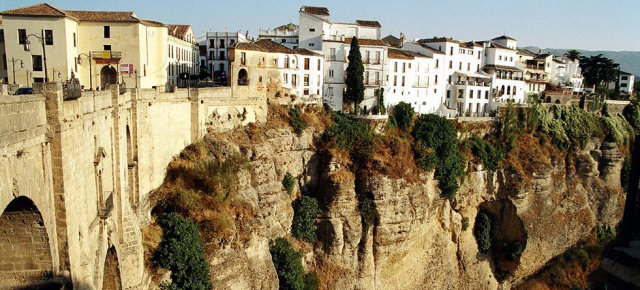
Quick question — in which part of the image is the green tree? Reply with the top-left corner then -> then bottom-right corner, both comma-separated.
345,37 -> 365,113
291,196 -> 320,243
412,114 -> 465,199
579,54 -> 619,88
270,238 -> 305,290
564,49 -> 581,61
392,102 -> 415,130
155,213 -> 212,290
474,211 -> 492,253
282,172 -> 296,195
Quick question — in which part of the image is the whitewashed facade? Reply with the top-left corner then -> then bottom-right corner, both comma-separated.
167,25 -> 199,87
205,30 -> 248,84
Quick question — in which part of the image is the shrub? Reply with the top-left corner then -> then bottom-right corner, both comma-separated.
303,272 -> 319,290
556,106 -> 602,148
358,192 -> 376,231
289,107 -> 307,136
292,196 -> 320,243
466,136 -> 503,171
392,102 -> 414,130
623,99 -> 640,133
282,172 -> 296,195
270,238 -> 305,290
505,241 -> 524,261
198,151 -> 248,201
372,88 -> 386,115
461,217 -> 470,231
474,211 -> 492,253
412,114 -> 465,199
596,225 -> 616,244
155,213 -> 212,290
324,111 -> 374,162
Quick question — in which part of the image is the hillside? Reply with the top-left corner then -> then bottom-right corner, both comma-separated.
523,46 -> 640,78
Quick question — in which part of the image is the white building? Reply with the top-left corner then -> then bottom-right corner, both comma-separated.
167,24 -> 199,87
608,71 -> 635,95
384,48 -> 438,114
258,23 -> 299,50
296,6 -> 386,111
205,30 -> 248,85
0,16 -> 7,84
481,36 -> 526,105
553,56 -> 583,92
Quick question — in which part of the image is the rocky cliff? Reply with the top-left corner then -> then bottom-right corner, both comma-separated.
144,109 -> 627,289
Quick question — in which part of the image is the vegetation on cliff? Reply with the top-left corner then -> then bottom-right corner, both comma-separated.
155,213 -> 212,290
292,196 -> 320,243
270,238 -> 318,290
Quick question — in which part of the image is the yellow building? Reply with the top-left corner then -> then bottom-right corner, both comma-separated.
1,3 -> 174,89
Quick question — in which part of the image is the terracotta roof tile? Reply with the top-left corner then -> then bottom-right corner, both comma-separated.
355,20 -> 381,28
294,48 -> 322,57
345,38 -> 387,47
388,48 -> 413,60
66,10 -> 138,22
300,6 -> 330,16
2,3 -> 66,17
382,35 -> 401,47
412,42 -> 445,55
167,24 -> 191,38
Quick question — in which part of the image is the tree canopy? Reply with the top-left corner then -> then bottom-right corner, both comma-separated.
579,54 -> 619,87
564,49 -> 581,61
345,37 -> 365,113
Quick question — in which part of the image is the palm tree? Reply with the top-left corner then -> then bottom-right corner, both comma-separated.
564,49 -> 581,61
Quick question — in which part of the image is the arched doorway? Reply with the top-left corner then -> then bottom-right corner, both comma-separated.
101,65 -> 118,90
0,196 -> 54,287
102,247 -> 122,290
238,68 -> 248,86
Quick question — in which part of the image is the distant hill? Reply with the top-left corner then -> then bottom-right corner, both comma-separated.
523,46 -> 640,79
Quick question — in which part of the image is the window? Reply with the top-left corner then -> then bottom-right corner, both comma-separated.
220,39 -> 225,48
478,53 -> 480,60
477,64 -> 480,71
304,74 -> 309,86
485,91 -> 489,99
259,76 -> 263,83
509,57 -> 513,61
44,30 -> 53,45
364,71 -> 369,84
467,63 -> 470,71
621,83 -> 628,88
73,32 -> 77,47
374,51 -> 380,64
104,45 -> 111,51
241,52 -> 246,65
435,59 -> 439,68
329,69 -> 334,78
18,29 -> 27,44
447,90 -> 450,98
32,55 -> 43,71
309,28 -> 315,32
458,62 -> 462,70
449,61 -> 452,69
498,55 -> 502,60
375,72 -> 380,84
450,47 -> 453,55
0,29 -> 4,42
435,75 -> 438,84
329,48 -> 336,60
328,87 -> 333,96
2,54 -> 6,70
394,62 -> 398,72
304,89 -> 309,95
74,57 -> 78,72
304,58 -> 310,70
283,73 -> 288,83
621,76 -> 628,80
317,59 -> 321,70
402,63 -> 406,73
219,51 -> 225,60
104,26 -> 110,38
394,75 -> 397,86
402,76 -> 405,86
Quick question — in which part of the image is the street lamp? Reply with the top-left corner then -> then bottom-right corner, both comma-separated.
78,52 -> 93,90
24,29 -> 49,82
52,68 -> 62,82
9,57 -> 24,84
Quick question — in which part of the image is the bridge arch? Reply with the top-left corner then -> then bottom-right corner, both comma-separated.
102,246 -> 122,290
0,196 -> 55,287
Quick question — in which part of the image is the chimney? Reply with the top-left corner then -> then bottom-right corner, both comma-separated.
400,33 -> 406,48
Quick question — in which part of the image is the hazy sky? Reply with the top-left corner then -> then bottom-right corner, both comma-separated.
2,0 -> 639,51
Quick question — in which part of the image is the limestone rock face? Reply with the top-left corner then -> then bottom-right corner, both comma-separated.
180,128 -> 625,289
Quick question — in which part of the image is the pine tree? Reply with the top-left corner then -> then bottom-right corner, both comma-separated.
345,37 -> 365,114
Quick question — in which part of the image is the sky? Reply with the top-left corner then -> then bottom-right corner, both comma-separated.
2,0 -> 639,51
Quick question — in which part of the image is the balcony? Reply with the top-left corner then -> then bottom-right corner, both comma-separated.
455,80 -> 490,87
91,50 -> 122,60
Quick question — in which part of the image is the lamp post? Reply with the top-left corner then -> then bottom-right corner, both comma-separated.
78,52 -> 93,90
52,68 -> 62,82
9,57 -> 24,84
24,29 -> 49,82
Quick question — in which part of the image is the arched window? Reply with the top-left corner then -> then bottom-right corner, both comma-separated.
506,86 -> 511,95
512,86 -> 516,95
501,85 -> 505,95
238,68 -> 248,86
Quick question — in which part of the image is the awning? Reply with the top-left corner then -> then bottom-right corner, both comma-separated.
455,71 -> 492,79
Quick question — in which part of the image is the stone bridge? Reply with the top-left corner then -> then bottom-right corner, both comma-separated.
0,83 -> 266,289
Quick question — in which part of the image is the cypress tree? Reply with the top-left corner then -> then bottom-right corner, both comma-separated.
345,37 -> 365,114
